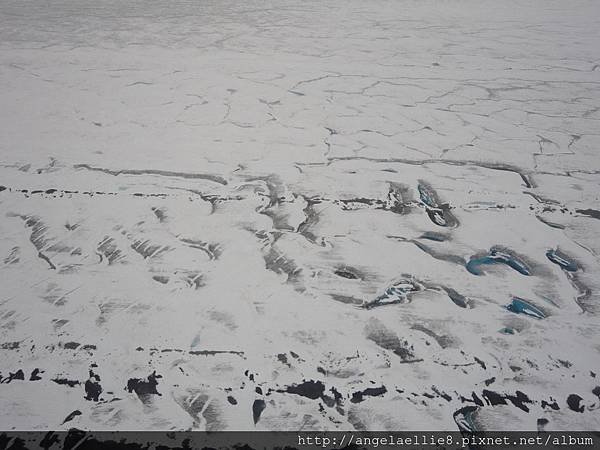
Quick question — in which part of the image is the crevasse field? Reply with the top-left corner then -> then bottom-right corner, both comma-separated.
1,0 -> 599,431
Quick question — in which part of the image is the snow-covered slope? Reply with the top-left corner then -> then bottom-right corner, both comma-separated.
1,0 -> 599,431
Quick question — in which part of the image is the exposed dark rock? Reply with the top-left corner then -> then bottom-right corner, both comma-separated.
1,369 -> 25,383
84,370 -> 102,401
277,353 -> 290,367
566,394 -> 584,413
484,377 -> 496,386
505,391 -> 532,412
61,410 -> 82,424
541,400 -> 560,410
350,386 -> 387,403
126,371 -> 162,399
282,380 -> 325,400
482,389 -> 507,406
29,368 -> 43,381
252,399 -> 266,424
63,342 -> 80,350
52,378 -> 80,388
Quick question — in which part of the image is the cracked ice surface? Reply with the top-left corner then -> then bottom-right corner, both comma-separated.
1,0 -> 600,431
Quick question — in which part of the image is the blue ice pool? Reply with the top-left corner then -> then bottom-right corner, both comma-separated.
506,297 -> 545,319
546,249 -> 578,272
467,248 -> 530,276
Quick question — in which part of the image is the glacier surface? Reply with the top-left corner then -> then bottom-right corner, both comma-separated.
0,0 -> 599,431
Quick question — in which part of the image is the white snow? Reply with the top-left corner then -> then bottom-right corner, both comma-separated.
0,0 -> 599,431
